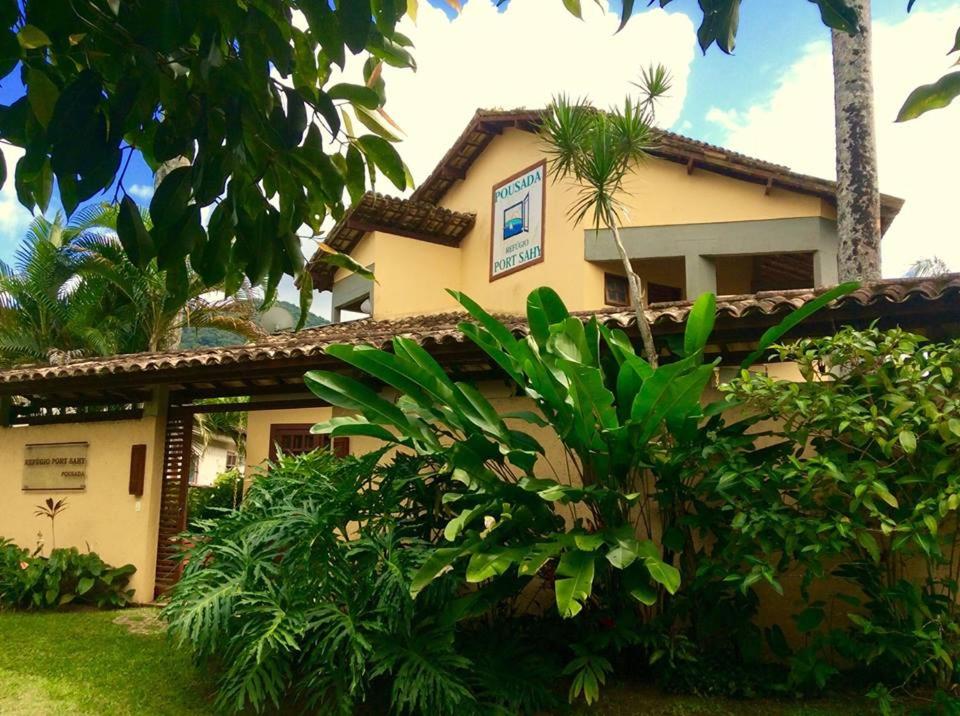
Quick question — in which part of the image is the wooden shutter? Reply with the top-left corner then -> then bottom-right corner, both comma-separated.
128,444 -> 147,496
269,424 -> 325,461
268,424 -> 350,461
154,409 -> 193,597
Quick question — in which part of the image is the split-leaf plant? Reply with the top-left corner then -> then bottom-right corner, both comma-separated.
307,284 -> 856,630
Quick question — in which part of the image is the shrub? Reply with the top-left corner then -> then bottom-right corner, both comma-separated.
0,539 -> 136,609
304,285 -> 850,702
721,328 -> 960,693
186,468 -> 244,529
163,450 -> 564,715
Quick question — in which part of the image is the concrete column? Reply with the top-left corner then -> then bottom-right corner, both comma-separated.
812,249 -> 839,287
684,254 -> 717,299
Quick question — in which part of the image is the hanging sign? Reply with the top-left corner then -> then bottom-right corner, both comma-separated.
22,442 -> 88,491
490,160 -> 546,280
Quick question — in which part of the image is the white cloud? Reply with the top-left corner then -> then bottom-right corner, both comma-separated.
127,183 -> 154,202
378,2 -> 697,185
0,146 -> 36,258
704,8 -> 960,277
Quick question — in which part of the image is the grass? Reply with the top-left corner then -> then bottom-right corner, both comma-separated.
0,607 -> 214,715
0,608 -> 884,715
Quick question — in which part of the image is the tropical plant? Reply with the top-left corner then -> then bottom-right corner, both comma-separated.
0,205 -> 264,366
540,69 -> 670,366
71,226 -> 264,353
0,540 -> 135,609
34,497 -> 67,552
897,2 -> 960,121
0,206 -> 123,365
186,468 -> 245,530
0,1 -> 445,309
905,256 -> 950,278
722,328 -> 960,693
306,284 -> 855,627
193,399 -> 248,464
165,450 -> 563,715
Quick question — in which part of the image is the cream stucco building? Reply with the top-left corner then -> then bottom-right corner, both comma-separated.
0,109 -> 957,602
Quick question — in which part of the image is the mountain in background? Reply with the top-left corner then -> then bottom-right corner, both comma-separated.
179,301 -> 328,349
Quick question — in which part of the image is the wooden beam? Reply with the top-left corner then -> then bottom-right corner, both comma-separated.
13,408 -> 144,426
764,175 -> 775,196
686,157 -> 696,175
171,397 -> 328,416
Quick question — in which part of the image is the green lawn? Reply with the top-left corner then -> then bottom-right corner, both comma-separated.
0,608 -> 214,715
0,608 -> 882,715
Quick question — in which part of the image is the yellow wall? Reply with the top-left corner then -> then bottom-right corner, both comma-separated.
344,128 -> 833,320
245,405 -> 333,479
0,416 -> 165,603
334,232 -> 463,318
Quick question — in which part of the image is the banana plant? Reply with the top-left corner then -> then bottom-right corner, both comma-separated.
306,283 -> 856,618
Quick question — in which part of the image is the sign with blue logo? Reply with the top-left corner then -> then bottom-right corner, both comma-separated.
490,160 -> 546,280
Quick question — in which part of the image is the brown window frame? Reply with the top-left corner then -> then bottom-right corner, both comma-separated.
603,272 -> 630,307
268,424 -> 350,462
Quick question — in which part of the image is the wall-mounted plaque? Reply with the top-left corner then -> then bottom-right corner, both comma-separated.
490,160 -> 546,281
22,442 -> 88,491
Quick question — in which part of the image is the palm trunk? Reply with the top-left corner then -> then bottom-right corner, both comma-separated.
831,0 -> 881,282
609,222 -> 658,367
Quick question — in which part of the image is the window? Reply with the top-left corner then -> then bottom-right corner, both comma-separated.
647,282 -> 683,304
226,451 -> 238,470
604,273 -> 630,307
268,424 -> 350,462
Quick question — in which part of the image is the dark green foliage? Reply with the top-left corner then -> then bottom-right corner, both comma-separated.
164,451 -> 564,715
0,539 -> 136,610
185,469 -> 244,530
2,1 -> 413,306
719,328 -> 960,694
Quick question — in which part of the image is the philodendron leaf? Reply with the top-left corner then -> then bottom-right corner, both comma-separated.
410,547 -> 464,598
555,549 -> 595,618
897,71 -> 960,122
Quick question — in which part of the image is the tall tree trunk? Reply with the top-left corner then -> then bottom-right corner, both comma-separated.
609,222 -> 658,367
832,0 -> 881,282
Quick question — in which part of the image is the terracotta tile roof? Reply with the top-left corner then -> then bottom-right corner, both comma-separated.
409,108 -> 904,232
306,193 -> 476,291
1,275 -> 957,391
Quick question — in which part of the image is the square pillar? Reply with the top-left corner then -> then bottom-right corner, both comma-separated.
812,249 -> 839,287
684,254 -> 717,299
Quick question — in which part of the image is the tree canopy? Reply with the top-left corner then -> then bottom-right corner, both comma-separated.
0,0 -> 947,323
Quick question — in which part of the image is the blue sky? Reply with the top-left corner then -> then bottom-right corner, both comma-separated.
0,0 -> 957,284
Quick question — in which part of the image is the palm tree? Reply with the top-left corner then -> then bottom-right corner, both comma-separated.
905,256 -> 949,278
0,204 -> 265,367
832,0 -> 881,282
540,66 -> 671,366
72,234 -> 263,353
0,206 -> 122,366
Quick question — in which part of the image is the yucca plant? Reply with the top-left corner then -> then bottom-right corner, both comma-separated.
540,65 -> 671,366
